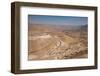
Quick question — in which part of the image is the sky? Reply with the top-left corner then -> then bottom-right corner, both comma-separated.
28,15 -> 88,26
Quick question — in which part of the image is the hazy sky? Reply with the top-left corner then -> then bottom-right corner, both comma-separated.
28,15 -> 88,26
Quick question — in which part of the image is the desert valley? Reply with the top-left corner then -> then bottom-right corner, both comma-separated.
28,23 -> 88,60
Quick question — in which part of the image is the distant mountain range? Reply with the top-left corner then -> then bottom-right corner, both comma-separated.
28,23 -> 88,32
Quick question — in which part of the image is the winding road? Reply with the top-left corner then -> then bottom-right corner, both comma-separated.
28,33 -> 87,60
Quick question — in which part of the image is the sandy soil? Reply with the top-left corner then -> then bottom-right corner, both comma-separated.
28,24 -> 88,60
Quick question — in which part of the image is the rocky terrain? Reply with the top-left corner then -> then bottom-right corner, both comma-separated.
28,24 -> 88,60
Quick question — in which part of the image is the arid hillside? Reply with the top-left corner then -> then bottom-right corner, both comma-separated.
28,23 -> 88,60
